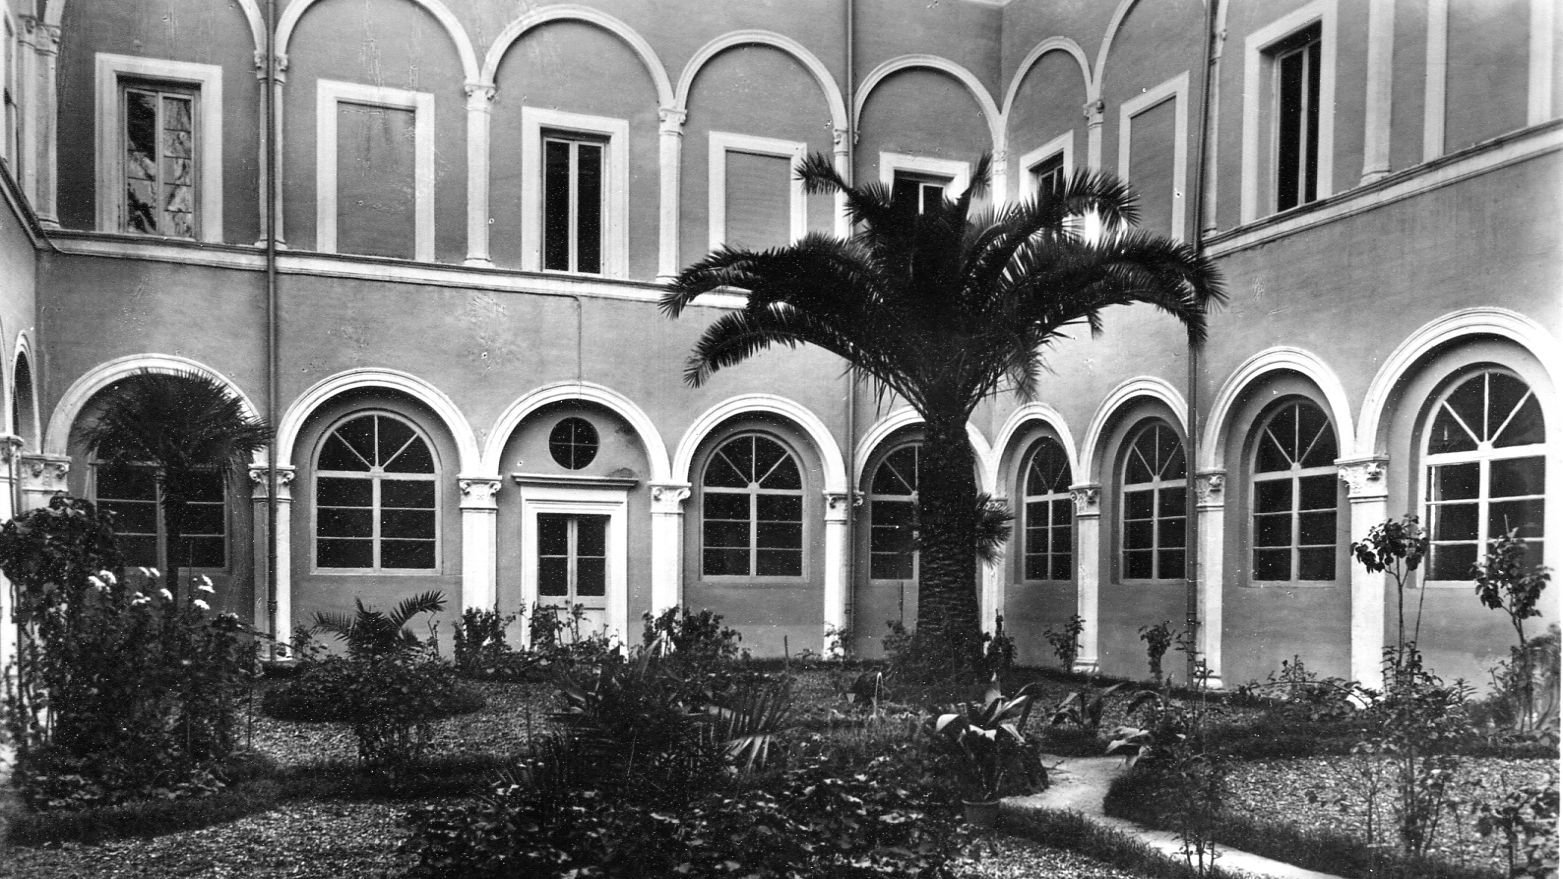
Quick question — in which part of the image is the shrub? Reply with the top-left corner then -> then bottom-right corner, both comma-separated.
0,496 -> 259,811
262,653 -> 483,722
1140,621 -> 1175,684
1044,614 -> 1086,671
451,608 -> 536,681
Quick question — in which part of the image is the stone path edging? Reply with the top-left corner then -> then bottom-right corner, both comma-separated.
1003,755 -> 1348,879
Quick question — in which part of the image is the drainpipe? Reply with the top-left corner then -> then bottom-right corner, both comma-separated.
265,0 -> 280,656
1185,0 -> 1221,686
840,0 -> 858,653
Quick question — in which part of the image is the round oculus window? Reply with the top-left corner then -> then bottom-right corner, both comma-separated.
549,417 -> 599,470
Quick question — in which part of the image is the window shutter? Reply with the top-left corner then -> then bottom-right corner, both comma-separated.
336,102 -> 417,260
724,150 -> 791,250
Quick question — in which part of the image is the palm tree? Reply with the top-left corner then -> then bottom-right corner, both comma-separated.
312,590 -> 446,660
74,369 -> 271,600
662,155 -> 1225,665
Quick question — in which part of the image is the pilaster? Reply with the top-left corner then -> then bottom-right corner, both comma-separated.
832,127 -> 851,237
33,21 -> 58,227
657,108 -> 686,282
463,83 -> 497,267
1361,0 -> 1395,184
1339,455 -> 1390,691
19,454 -> 67,511
1069,482 -> 1101,674
649,481 -> 690,613
458,477 -> 502,611
256,52 -> 289,247
1194,469 -> 1226,689
823,490 -> 851,648
249,465 -> 295,650
1083,99 -> 1106,172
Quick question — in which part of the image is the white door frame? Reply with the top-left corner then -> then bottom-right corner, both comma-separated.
514,474 -> 634,647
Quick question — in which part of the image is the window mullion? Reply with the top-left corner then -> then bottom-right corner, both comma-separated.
568,142 -> 580,273
566,517 -> 579,603
749,488 -> 759,577
371,477 -> 382,571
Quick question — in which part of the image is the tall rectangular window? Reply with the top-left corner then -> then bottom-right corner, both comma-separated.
543,135 -> 604,274
1273,24 -> 1322,212
121,81 -> 198,238
538,513 -> 609,602
892,172 -> 947,214
1031,153 -> 1065,195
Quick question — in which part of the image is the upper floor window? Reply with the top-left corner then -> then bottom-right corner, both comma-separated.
97,464 -> 227,570
95,54 -> 224,242
543,133 -> 604,274
869,444 -> 920,581
892,172 -> 948,215
315,412 -> 438,572
1023,437 -> 1073,582
1424,370 -> 1546,580
122,81 -> 198,238
1121,421 -> 1186,581
1273,23 -> 1322,212
1031,153 -> 1065,195
707,132 -> 806,252
1252,401 -> 1338,582
701,434 -> 804,578
522,108 -> 628,277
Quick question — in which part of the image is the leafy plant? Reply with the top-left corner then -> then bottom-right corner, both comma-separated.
1371,644 -> 1475,860
1472,530 -> 1552,735
1140,620 -> 1175,684
451,608 -> 536,681
1050,681 -> 1130,731
1476,776 -> 1560,879
1044,613 -> 1086,671
1350,515 -> 1429,671
984,612 -> 1016,676
930,676 -> 1047,802
311,590 -> 446,661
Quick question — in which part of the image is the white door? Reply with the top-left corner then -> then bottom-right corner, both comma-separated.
536,512 -> 610,635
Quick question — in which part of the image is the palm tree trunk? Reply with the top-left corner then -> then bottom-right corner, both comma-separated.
163,495 -> 187,603
914,414 -> 981,666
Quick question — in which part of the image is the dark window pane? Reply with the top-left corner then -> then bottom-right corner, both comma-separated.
1051,556 -> 1073,582
318,432 -> 369,471
1052,499 -> 1072,525
182,503 -> 226,535
704,453 -> 749,488
1051,525 -> 1072,552
318,507 -> 373,538
183,536 -> 226,569
1125,444 -> 1154,484
185,471 -> 226,502
761,453 -> 803,490
119,535 -> 159,568
1300,423 -> 1338,468
1157,549 -> 1185,579
538,514 -> 569,555
752,434 -> 784,480
756,549 -> 802,577
877,501 -> 914,528
1298,474 -> 1338,510
1256,430 -> 1291,472
1024,556 -> 1046,581
1298,510 -> 1336,546
1427,405 -> 1478,454
702,491 -> 749,520
1255,480 -> 1292,513
576,143 -> 602,274
576,515 -> 608,557
1255,513 -> 1292,547
1430,502 -> 1479,541
1489,499 -> 1545,540
756,494 -> 802,521
1160,517 -> 1186,549
384,436 -> 434,474
1491,457 -> 1545,498
1447,376 -> 1487,438
381,509 -> 435,539
98,466 -> 157,500
1428,543 -> 1477,581
704,520 -> 750,548
336,417 -> 377,465
375,417 -> 414,466
543,140 -> 571,271
318,477 -> 373,507
103,501 -> 158,535
757,522 -> 802,549
576,558 -> 606,597
724,437 -> 755,482
872,552 -> 913,580
1254,548 -> 1291,581
1298,547 -> 1335,581
318,538 -> 373,569
1277,46 -> 1303,210
1124,550 -> 1153,579
703,548 -> 748,577
1158,487 -> 1186,518
549,417 -> 599,470
1495,394 -> 1544,448
382,479 -> 435,509
1125,490 -> 1154,519
1125,519 -> 1154,550
1429,463 -> 1480,501
382,539 -> 434,569
1302,38 -> 1321,202
538,556 -> 568,595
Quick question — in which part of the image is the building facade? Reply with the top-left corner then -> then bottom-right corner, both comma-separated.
0,0 -> 1556,691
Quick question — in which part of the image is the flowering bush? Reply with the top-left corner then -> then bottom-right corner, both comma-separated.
0,495 -> 259,810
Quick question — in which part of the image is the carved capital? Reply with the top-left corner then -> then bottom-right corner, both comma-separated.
650,482 -> 692,514
824,491 -> 851,522
1083,98 -> 1106,127
248,465 -> 297,501
458,477 -> 502,509
36,23 -> 60,55
833,127 -> 851,152
20,454 -> 69,495
658,107 -> 687,133
1337,456 -> 1390,499
1069,484 -> 1101,516
1195,470 -> 1226,506
464,82 -> 497,103
0,434 -> 23,464
992,149 -> 1009,166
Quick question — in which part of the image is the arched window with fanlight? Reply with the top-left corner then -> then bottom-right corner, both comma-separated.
701,434 -> 804,577
1251,401 -> 1339,582
1022,437 -> 1072,581
1121,421 -> 1186,580
869,444 -> 920,581
1424,370 -> 1546,581
314,412 -> 439,571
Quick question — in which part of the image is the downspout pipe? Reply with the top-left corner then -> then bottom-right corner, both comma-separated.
265,0 -> 280,657
840,0 -> 858,655
1185,0 -> 1220,686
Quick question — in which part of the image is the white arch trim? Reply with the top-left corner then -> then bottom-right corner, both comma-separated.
276,0 -> 480,82
1356,307 -> 1563,457
855,55 -> 1003,153
1092,0 -> 1143,92
479,380 -> 671,482
12,332 -> 39,450
986,403 -> 1082,495
674,30 -> 847,130
275,367 -> 480,473
1201,347 -> 1354,470
672,394 -> 846,493
1000,37 -> 1095,123
48,1 -> 266,51
1078,376 -> 1189,477
853,408 -> 995,493
45,354 -> 265,463
479,5 -> 673,105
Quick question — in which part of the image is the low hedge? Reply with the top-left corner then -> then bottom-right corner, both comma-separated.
261,656 -> 486,723
4,779 -> 285,846
1104,769 -> 1505,879
998,807 -> 1248,879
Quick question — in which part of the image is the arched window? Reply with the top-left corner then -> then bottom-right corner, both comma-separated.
1424,370 -> 1546,580
701,434 -> 804,577
96,464 -> 227,571
1251,401 -> 1338,582
315,412 -> 438,571
869,444 -> 920,580
1022,437 -> 1072,581
1121,421 -> 1186,580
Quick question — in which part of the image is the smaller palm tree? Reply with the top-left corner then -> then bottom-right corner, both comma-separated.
312,590 -> 446,660
74,369 -> 271,600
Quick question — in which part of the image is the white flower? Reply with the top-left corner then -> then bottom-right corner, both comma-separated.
193,599 -> 210,611
99,570 -> 117,586
197,581 -> 216,595
159,588 -> 174,601
87,575 -> 106,591
131,592 -> 150,606
149,568 -> 160,579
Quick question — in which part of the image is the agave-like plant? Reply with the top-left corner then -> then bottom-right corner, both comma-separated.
708,677 -> 795,772
932,676 -> 1045,802
312,589 -> 446,660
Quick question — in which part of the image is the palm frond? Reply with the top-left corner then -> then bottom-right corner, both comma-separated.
389,590 -> 447,630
